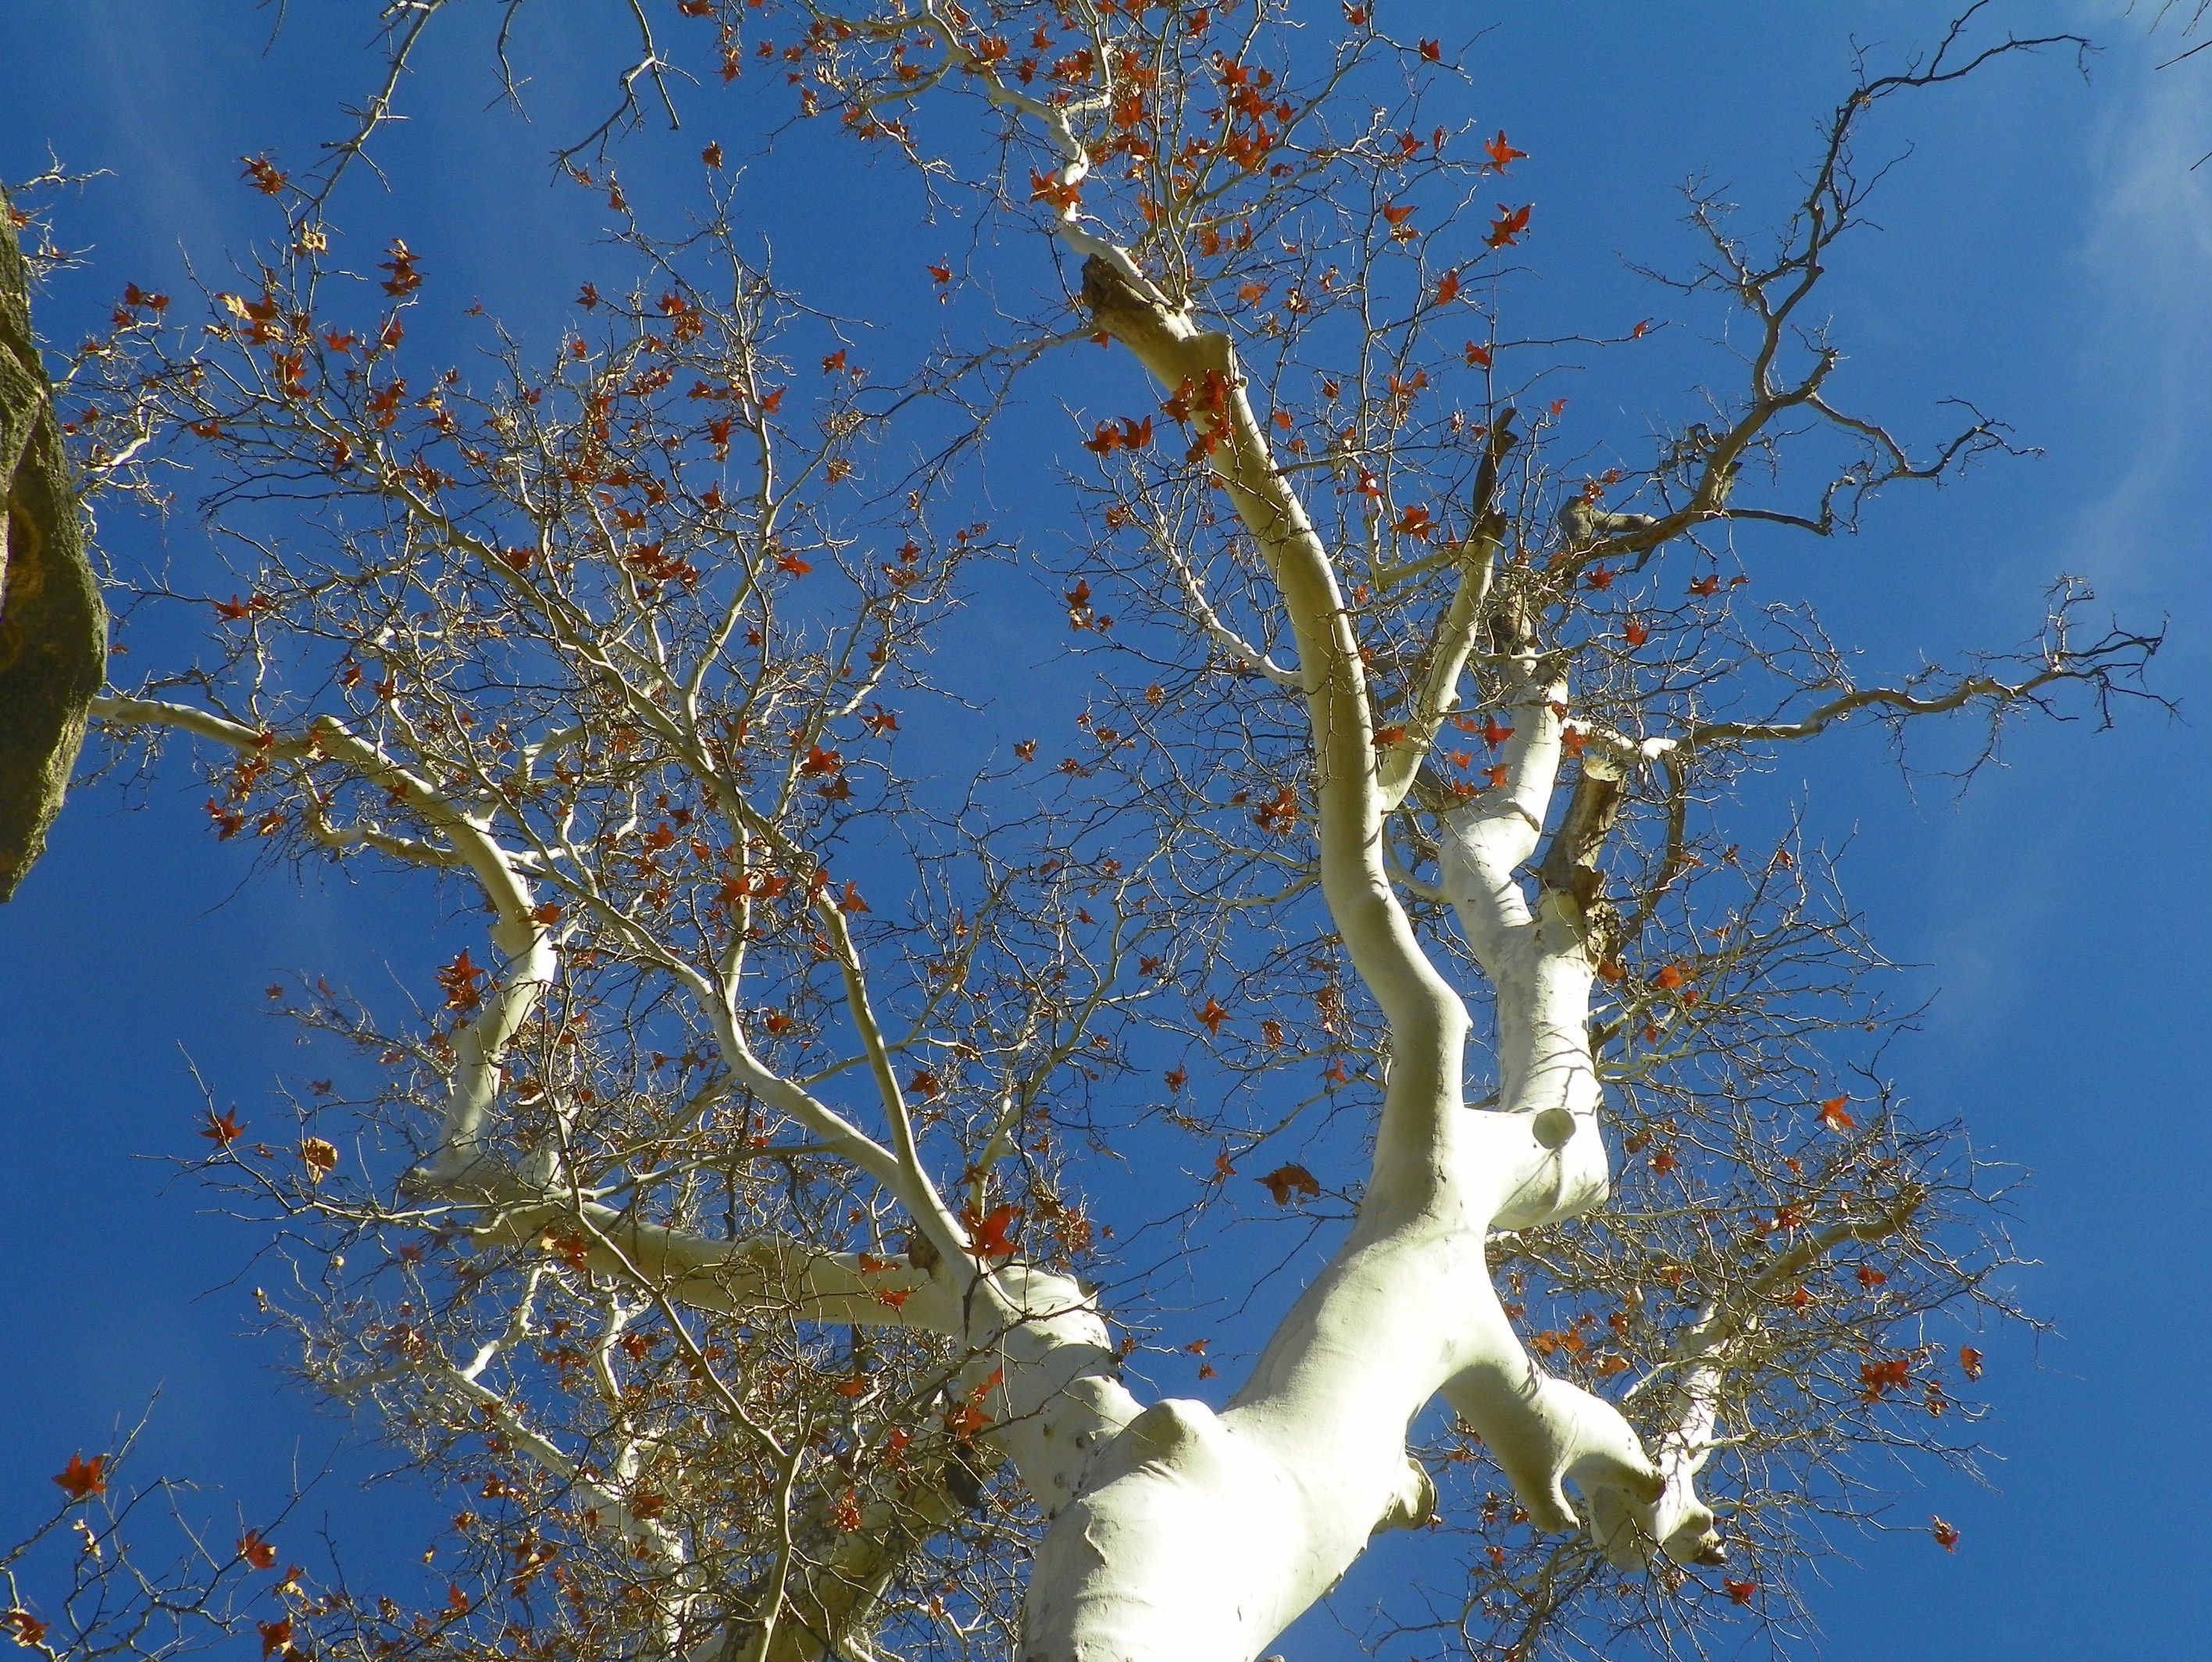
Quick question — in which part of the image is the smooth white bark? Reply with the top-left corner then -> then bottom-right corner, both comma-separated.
91,323 -> 1721,1659
997,266 -> 1718,1662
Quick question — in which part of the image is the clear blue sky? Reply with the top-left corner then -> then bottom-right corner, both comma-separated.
1,3 -> 2205,1658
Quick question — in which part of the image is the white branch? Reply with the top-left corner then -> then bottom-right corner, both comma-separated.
92,696 -> 558,1177
1143,515 -> 1304,690
1015,271 -> 1689,1662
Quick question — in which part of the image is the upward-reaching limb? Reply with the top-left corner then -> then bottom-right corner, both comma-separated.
1008,256 -> 1702,1662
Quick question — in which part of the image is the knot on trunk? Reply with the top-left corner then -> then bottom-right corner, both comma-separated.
1557,497 -> 1657,549
1370,1456 -> 1436,1535
1079,256 -> 1229,384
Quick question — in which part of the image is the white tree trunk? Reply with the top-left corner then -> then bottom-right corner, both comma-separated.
992,265 -> 1719,1662
86,266 -> 1725,1662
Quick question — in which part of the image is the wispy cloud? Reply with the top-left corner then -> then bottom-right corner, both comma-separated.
2063,33 -> 2212,595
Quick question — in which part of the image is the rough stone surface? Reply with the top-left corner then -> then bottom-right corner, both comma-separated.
0,186 -> 105,901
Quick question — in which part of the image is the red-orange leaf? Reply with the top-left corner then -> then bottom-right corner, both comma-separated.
4,1610 -> 48,1647
53,1453 -> 106,1501
1860,1356 -> 1910,1399
379,239 -> 422,298
1485,130 -> 1529,172
437,948 -> 485,1011
962,1204 -> 1023,1262
1486,203 -> 1532,248
241,155 -> 287,196
1258,1164 -> 1320,1205
1029,170 -> 1083,212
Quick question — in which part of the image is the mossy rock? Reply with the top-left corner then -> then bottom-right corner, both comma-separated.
0,187 -> 106,901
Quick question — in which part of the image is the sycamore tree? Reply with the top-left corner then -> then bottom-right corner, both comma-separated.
2,5 -> 2167,1662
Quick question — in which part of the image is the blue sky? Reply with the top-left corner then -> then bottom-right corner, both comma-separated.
1,3 -> 2206,1658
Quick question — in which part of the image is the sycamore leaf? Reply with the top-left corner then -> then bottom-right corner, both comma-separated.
962,1204 -> 1023,1261
1258,1164 -> 1321,1205
52,1453 -> 106,1501
5,1610 -> 48,1647
1486,203 -> 1532,248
